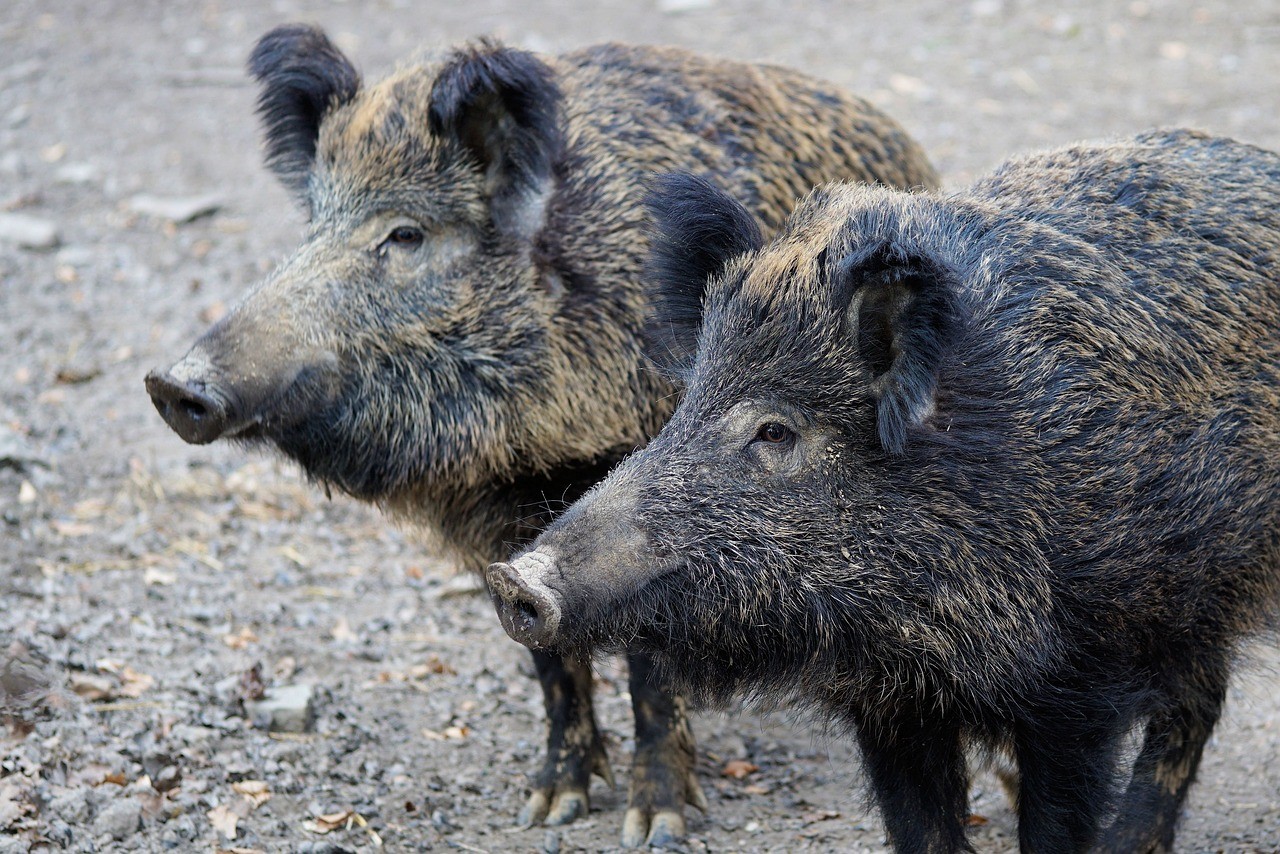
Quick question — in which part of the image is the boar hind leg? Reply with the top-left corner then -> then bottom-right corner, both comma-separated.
620,652 -> 705,848
1013,712 -> 1125,854
855,713 -> 971,854
1099,663 -> 1229,854
522,649 -> 614,826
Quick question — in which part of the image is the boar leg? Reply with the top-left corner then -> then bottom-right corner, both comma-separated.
621,652 -> 705,847
1099,663 -> 1228,854
1013,712 -> 1124,854
521,649 -> 614,826
854,712 -> 970,854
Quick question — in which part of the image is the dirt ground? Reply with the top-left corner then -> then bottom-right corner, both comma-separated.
2,1 -> 1279,851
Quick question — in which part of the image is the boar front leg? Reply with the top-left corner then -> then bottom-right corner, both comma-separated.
621,652 -> 706,847
522,649 -> 614,826
855,711 -> 970,854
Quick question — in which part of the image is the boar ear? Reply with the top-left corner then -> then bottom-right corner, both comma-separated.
248,25 -> 360,198
429,41 -> 562,240
837,242 -> 966,455
643,173 -> 764,378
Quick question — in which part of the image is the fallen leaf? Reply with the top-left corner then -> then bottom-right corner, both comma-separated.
330,617 -> 357,643
232,780 -> 272,809
408,654 -> 455,678
721,759 -> 759,780
223,627 -> 259,650
208,803 -> 240,840
303,809 -> 355,833
69,672 -> 114,701
801,809 -> 841,824
51,519 -> 95,537
144,567 -> 177,586
743,783 -> 771,795
119,666 -> 155,698
421,726 -> 470,742
966,813 -> 990,826
55,364 -> 101,385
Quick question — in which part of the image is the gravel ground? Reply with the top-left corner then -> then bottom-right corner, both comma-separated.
2,1 -> 1279,851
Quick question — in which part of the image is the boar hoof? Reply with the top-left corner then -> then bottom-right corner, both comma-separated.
622,807 -> 685,848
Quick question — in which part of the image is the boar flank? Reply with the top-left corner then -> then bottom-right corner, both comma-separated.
489,129 -> 1280,853
146,24 -> 937,848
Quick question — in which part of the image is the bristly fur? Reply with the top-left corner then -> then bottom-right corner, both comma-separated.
248,25 -> 360,198
643,173 -> 765,380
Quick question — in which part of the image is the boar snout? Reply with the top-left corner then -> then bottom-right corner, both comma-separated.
487,553 -> 564,649
145,352 -> 243,445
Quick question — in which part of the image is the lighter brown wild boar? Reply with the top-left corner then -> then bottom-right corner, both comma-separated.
145,24 -> 937,847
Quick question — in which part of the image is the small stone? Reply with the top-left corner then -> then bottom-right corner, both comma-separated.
0,212 -> 59,249
93,796 -> 142,841
542,829 -> 562,854
49,788 -> 90,824
127,193 -> 222,224
657,0 -> 715,11
246,684 -> 315,733
55,162 -> 99,184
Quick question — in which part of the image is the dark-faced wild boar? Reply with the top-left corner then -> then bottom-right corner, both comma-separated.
143,24 -> 938,846
488,129 -> 1280,853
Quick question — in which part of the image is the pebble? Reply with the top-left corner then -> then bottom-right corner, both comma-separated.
54,162 -> 99,184
246,684 -> 315,733
0,212 -> 59,249
127,193 -> 222,223
48,788 -> 90,824
93,796 -> 142,840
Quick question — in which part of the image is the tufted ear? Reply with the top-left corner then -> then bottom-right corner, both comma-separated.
836,241 -> 966,455
248,25 -> 360,199
642,173 -> 765,379
428,41 -> 562,241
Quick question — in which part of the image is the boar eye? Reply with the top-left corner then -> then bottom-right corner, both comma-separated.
383,225 -> 424,249
754,422 -> 796,446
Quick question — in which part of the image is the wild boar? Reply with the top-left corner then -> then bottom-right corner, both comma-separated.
488,129 -> 1280,853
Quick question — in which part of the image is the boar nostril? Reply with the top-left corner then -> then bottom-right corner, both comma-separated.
486,560 -> 562,648
178,398 -> 209,421
513,598 -> 541,631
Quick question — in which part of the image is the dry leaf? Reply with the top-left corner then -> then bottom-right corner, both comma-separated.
144,567 -> 177,586
278,545 -> 309,568
743,783 -> 770,795
721,759 -> 759,780
223,627 -> 259,650
119,666 -> 155,698
51,519 -> 95,537
330,617 -> 357,643
70,672 -> 114,701
232,780 -> 272,810
303,809 -> 355,834
801,809 -> 841,823
208,804 -> 240,840
409,654 -> 455,678
421,725 -> 470,742
966,813 -> 990,826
